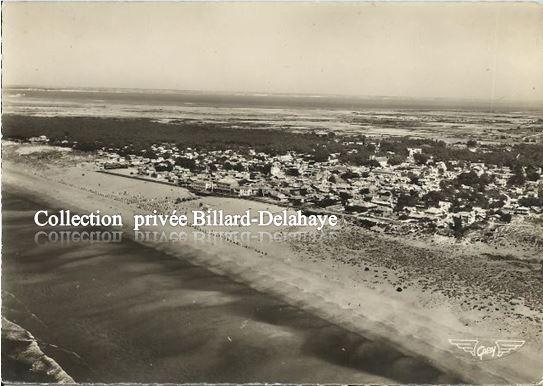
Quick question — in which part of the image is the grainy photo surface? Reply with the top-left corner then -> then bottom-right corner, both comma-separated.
1,2 -> 542,385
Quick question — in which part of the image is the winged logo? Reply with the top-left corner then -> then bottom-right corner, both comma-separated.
449,338 -> 525,361
448,339 -> 478,357
495,340 -> 525,358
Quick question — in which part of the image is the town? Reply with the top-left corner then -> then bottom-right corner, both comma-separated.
74,134 -> 543,238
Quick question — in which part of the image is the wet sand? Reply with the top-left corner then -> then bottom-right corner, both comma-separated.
1,190 -> 461,383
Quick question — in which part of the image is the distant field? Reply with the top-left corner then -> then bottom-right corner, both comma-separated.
3,87 -> 543,143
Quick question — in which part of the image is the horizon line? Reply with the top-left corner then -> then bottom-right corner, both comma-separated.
4,83 -> 543,105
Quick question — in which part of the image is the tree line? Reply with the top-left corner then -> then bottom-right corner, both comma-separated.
4,114 -> 543,170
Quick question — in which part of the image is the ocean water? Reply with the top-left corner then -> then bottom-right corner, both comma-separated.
3,87 -> 542,136
1,189 -> 462,383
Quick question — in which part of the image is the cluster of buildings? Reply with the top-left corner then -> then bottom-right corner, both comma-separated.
97,142 -> 542,235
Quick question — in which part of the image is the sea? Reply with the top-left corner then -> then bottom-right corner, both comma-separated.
1,188 -> 462,383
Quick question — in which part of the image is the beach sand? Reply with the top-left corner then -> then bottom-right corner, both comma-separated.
2,142 -> 542,383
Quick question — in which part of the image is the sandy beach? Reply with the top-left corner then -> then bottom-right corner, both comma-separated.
4,190 -> 418,383
2,142 -> 543,383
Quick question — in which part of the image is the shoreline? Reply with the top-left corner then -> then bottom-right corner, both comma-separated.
1,186 -> 445,384
1,317 -> 75,383
3,159 -> 541,383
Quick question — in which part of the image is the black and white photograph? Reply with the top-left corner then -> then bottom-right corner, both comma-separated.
1,1 -> 542,384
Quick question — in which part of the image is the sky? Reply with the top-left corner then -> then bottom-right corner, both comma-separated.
2,2 -> 543,102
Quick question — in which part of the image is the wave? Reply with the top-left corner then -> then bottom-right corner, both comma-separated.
2,317 -> 74,383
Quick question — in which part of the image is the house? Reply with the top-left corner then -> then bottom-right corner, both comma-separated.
515,206 -> 530,215
269,190 -> 288,203
103,161 -> 128,170
235,186 -> 255,197
451,211 -> 476,226
214,177 -> 239,193
191,179 -> 214,192
345,200 -> 377,213
29,135 -> 49,143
